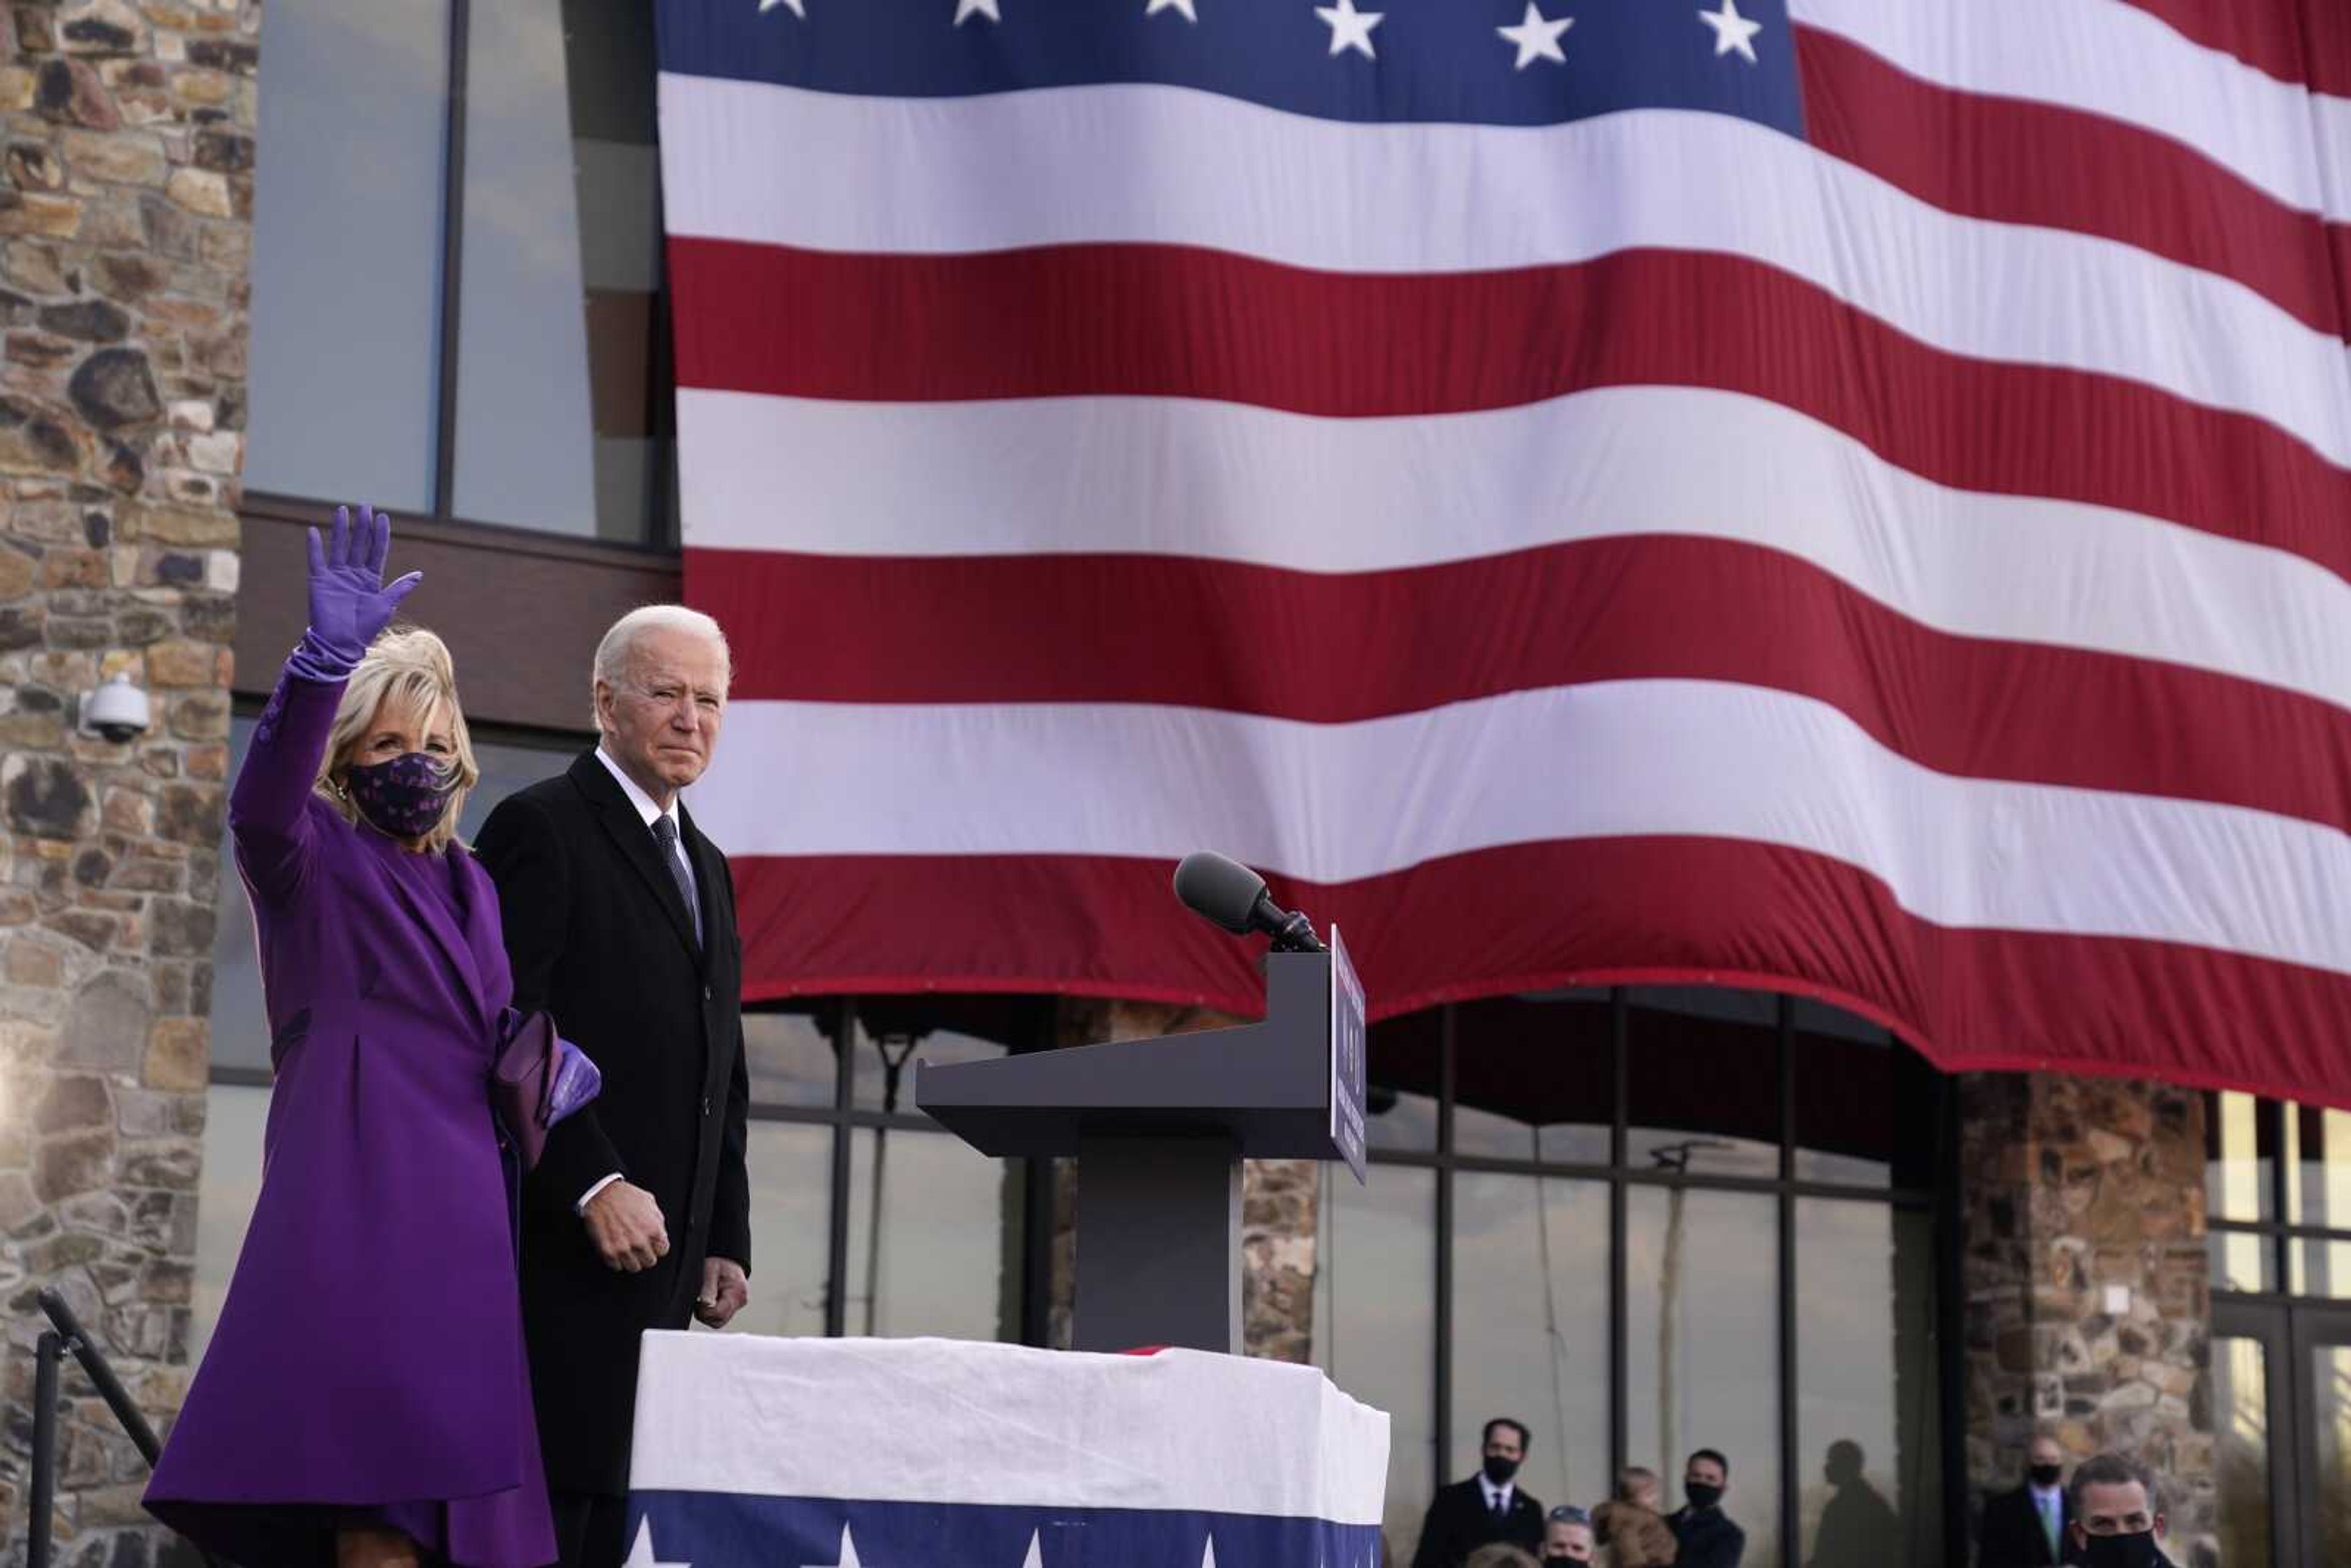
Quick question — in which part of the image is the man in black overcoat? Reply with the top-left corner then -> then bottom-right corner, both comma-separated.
1410,1417 -> 1547,1568
476,606 -> 752,1568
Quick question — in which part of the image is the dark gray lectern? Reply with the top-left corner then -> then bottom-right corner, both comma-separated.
915,929 -> 1367,1355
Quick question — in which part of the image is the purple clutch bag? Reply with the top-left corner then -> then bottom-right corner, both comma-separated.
492,1008 -> 602,1171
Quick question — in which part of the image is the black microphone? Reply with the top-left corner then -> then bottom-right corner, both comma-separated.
1171,851 -> 1327,953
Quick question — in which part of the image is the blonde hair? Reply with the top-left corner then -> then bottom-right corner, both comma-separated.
315,625 -> 481,852
1464,1548 -> 1539,1568
590,604 -> 730,733
1618,1466 -> 1660,1501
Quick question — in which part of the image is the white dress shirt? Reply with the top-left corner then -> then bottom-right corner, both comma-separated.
1478,1473 -> 1517,1519
575,748 -> 700,1214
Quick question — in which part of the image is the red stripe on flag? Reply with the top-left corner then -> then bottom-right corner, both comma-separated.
1794,23 -> 2350,340
728,841 -> 2351,1109
2107,0 -> 2351,97
689,541 -> 2351,833
667,238 -> 2351,584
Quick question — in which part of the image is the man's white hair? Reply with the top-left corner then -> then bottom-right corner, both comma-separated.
591,604 -> 732,728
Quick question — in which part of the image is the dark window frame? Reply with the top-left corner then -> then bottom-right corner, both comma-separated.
2208,1093 -> 2351,1308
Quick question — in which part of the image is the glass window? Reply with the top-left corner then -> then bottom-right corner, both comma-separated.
1627,988 -> 1781,1179
1791,1003 -> 1941,1190
2211,1228 -> 2277,1296
1626,1186 -> 1783,1567
1455,993 -> 1612,1164
209,716 -> 580,1071
2210,1332 -> 2273,1568
1315,1162 -> 1437,1557
1450,1172 -> 1611,1514
190,1085 -> 268,1362
451,0 -> 599,534
733,1120 -> 833,1338
2312,1345 -> 2351,1560
743,1008 -> 839,1108
2208,1091 -> 2275,1225
851,1012 -> 1008,1119
563,0 -> 675,543
2291,1104 -> 2351,1231
244,0 -> 449,509
1795,1201 -> 1941,1566
843,1128 -> 1022,1341
1362,1011 -> 1439,1152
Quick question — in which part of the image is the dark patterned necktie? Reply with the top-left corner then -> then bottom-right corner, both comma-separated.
650,816 -> 702,947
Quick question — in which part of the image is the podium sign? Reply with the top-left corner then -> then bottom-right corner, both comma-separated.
1328,926 -> 1368,1182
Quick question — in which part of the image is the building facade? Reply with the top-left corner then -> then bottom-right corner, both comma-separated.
4,4 -> 2349,1566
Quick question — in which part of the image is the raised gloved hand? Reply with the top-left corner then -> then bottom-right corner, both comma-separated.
306,504 -> 422,662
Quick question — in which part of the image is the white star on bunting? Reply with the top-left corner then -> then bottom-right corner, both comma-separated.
1021,1531 -> 1045,1568
1697,0 -> 1762,62
1495,2 -> 1572,69
757,0 -> 806,15
1314,0 -> 1383,59
1146,0 -> 1198,17
619,1522 -> 690,1568
803,1525 -> 866,1568
955,0 -> 1000,20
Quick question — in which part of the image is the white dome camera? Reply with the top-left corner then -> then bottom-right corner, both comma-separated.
78,673 -> 152,744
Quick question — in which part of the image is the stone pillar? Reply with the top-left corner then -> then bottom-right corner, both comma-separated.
0,1 -> 256,1564
1959,1074 -> 2214,1561
1049,997 -> 1321,1361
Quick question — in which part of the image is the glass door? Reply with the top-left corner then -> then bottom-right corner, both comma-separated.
2212,1301 -> 2288,1567
2293,1306 -> 2351,1565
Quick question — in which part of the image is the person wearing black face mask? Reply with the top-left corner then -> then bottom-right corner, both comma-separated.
2065,1454 -> 2175,1568
1668,1449 -> 1745,1568
1540,1505 -> 1596,1566
1409,1418 -> 1546,1568
1979,1431 -> 2072,1567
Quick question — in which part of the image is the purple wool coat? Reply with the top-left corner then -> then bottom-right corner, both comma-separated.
144,656 -> 555,1568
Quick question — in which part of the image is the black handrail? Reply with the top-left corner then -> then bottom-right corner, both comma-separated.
24,1288 -> 224,1568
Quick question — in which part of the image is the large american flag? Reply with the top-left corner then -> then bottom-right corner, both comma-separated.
654,0 -> 2351,1105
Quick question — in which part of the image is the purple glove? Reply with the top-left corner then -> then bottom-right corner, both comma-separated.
305,504 -> 421,664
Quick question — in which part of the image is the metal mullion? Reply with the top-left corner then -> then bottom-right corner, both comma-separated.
431,0 -> 471,520
1777,998 -> 1799,1568
1433,1003 -> 1457,1502
1609,987 -> 1629,1485
2265,1098 -> 2293,1297
823,997 -> 855,1338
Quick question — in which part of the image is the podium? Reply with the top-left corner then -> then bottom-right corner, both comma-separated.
916,932 -> 1368,1355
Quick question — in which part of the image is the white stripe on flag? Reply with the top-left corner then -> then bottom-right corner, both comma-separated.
1790,0 -> 2351,224
658,78 -> 2351,467
629,1333 -> 1392,1520
679,386 -> 2351,715
688,680 -> 2351,974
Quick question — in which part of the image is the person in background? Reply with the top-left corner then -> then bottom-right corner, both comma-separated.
1666,1450 -> 1745,1568
1411,1419 -> 1548,1568
474,604 -> 753,1568
2065,1454 -> 2176,1568
1979,1430 -> 2071,1568
1542,1505 -> 1597,1564
1593,1467 -> 1678,1567
1806,1440 -> 1901,1568
1465,1548 -> 1542,1568
143,509 -> 554,1568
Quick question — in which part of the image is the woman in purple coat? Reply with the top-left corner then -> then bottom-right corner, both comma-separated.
146,509 -> 555,1568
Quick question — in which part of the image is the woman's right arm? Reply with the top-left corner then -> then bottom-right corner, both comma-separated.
230,506 -> 421,906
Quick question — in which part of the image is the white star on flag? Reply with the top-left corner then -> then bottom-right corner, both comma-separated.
1697,0 -> 1762,62
757,0 -> 805,15
955,0 -> 1000,20
619,1522 -> 690,1568
803,1525 -> 866,1568
1314,0 -> 1382,59
1021,1531 -> 1044,1568
1495,2 -> 1572,69
1145,0 -> 1198,17
1199,1537 -> 1218,1568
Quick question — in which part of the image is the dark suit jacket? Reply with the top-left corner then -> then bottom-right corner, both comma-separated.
1979,1485 -> 2071,1568
1667,1505 -> 1746,1568
1409,1477 -> 1545,1568
475,751 -> 752,1496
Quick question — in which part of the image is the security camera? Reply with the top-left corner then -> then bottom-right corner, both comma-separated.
78,674 -> 152,744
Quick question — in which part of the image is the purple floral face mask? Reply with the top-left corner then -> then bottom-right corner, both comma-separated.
343,751 -> 456,840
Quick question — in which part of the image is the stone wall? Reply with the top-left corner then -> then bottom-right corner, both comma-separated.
1049,997 -> 1321,1361
1959,1073 -> 2214,1564
0,1 -> 256,1564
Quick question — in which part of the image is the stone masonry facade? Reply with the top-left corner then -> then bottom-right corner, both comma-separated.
1960,1073 -> 2216,1565
0,1 -> 257,1565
